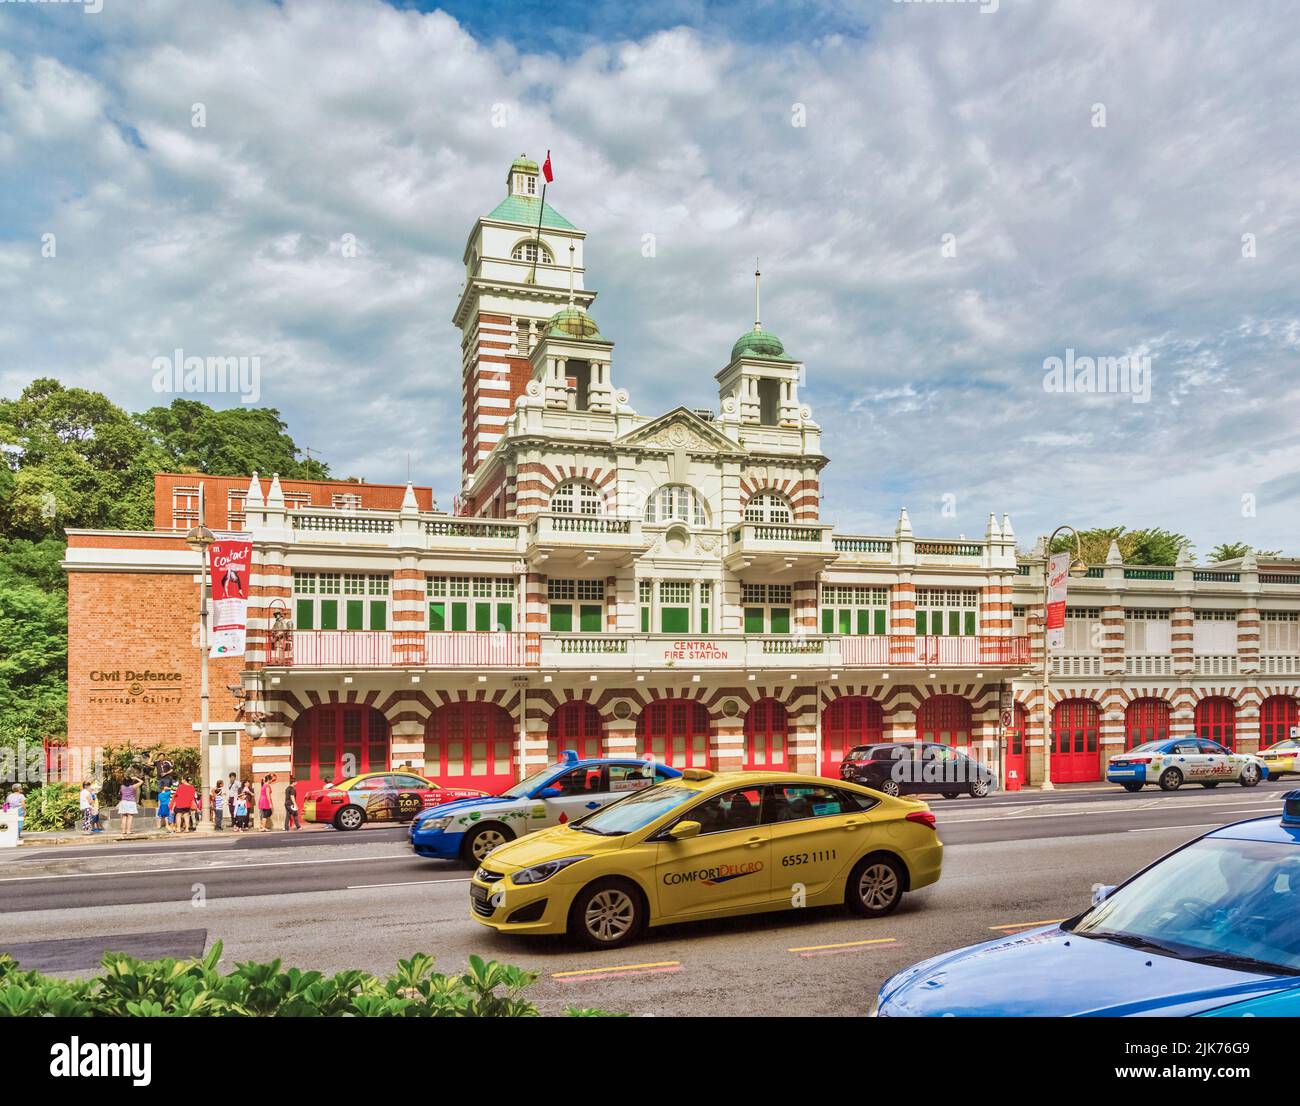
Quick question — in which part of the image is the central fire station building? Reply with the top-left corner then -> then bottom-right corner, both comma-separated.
64,156 -> 1300,797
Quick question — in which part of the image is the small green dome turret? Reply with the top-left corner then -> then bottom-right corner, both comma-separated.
731,326 -> 786,361
546,306 -> 603,340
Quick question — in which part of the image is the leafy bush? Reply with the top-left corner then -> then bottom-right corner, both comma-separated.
0,943 -> 621,1018
98,742 -> 201,805
18,781 -> 79,831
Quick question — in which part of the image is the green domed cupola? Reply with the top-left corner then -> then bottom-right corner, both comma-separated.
546,305 -> 603,340
731,326 -> 786,361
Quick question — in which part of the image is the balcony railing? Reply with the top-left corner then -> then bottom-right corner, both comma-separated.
1052,655 -> 1106,677
1195,654 -> 1239,675
838,635 -> 1030,667
1126,654 -> 1174,675
269,631 -> 540,668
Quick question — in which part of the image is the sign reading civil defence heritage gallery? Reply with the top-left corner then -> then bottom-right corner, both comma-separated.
208,539 -> 252,657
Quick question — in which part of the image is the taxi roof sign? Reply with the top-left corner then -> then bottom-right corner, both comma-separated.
1283,789 -> 1300,826
679,768 -> 715,781
560,750 -> 580,766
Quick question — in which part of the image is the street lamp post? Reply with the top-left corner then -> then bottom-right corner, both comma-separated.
185,484 -> 216,808
1040,524 -> 1089,790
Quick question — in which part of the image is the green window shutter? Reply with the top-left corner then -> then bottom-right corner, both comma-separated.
855,609 -> 869,636
550,605 -> 573,632
700,608 -> 709,634
874,608 -> 887,635
346,600 -> 364,630
915,610 -> 927,636
451,602 -> 468,632
296,599 -> 314,631
770,607 -> 791,634
821,608 -> 834,634
640,607 -> 650,633
579,605 -> 602,632
661,607 -> 689,633
475,602 -> 492,632
744,607 -> 765,635
369,601 -> 386,631
496,603 -> 513,631
429,603 -> 445,631
838,609 -> 852,635
948,610 -> 960,636
964,610 -> 976,636
319,600 -> 338,630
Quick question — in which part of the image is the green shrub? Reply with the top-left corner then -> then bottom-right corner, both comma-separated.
0,943 -> 622,1017
98,742 -> 201,805
18,781 -> 80,831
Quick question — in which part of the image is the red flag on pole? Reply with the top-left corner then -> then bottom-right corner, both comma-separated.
542,150 -> 554,183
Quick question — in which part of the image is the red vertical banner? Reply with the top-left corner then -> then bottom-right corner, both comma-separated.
1045,552 -> 1069,651
209,540 -> 252,657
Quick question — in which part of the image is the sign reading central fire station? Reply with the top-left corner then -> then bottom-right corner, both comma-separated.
659,639 -> 740,665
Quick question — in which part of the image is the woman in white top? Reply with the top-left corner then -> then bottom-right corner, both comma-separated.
79,781 -> 94,834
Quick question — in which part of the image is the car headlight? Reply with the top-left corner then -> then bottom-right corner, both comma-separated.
512,856 -> 591,885
422,815 -> 454,832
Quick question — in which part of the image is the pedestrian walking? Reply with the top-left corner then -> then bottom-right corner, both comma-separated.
283,777 -> 300,830
89,784 -> 104,833
258,776 -> 274,832
211,780 -> 225,831
4,784 -> 26,843
157,782 -> 173,832
118,776 -> 139,834
172,777 -> 196,833
79,780 -> 94,835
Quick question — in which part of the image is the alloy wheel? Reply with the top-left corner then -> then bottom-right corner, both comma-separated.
584,889 -> 636,943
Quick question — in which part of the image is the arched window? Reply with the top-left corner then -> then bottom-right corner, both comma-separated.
550,480 -> 604,516
511,241 -> 553,265
1195,696 -> 1236,750
548,701 -> 603,761
644,485 -> 709,526
1260,695 -> 1299,748
743,491 -> 792,524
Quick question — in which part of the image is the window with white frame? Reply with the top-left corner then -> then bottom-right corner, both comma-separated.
511,240 -> 552,264
172,486 -> 200,530
914,588 -> 979,636
294,572 -> 390,630
1193,610 -> 1239,654
332,493 -> 362,511
1262,611 -> 1299,654
644,485 -> 708,526
1125,608 -> 1172,653
1012,605 -> 1028,637
226,491 -> 246,531
550,480 -> 604,516
548,578 -> 604,633
1064,607 -> 1104,653
822,585 -> 889,635
744,491 -> 792,524
742,582 -> 793,635
427,574 -> 515,632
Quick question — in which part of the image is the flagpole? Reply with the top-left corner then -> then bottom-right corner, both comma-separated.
528,150 -> 550,285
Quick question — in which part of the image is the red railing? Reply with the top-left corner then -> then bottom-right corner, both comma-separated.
838,635 -> 1031,667
269,631 -> 541,668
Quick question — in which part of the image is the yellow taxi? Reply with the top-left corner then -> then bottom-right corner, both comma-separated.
1259,739 -> 1300,780
468,768 -> 943,948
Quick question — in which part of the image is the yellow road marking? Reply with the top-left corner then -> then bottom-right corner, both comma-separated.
788,937 -> 896,953
988,919 -> 1065,931
551,961 -> 680,978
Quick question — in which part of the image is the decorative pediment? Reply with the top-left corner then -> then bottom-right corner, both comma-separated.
614,406 -> 744,456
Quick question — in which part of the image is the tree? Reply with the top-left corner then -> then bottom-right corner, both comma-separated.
1049,526 -> 1193,566
0,537 -> 67,747
135,399 -> 330,479
1207,542 -> 1281,563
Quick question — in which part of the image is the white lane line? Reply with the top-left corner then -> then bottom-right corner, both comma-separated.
939,800 -> 1282,825
1129,823 -> 1231,833
0,853 -> 427,883
347,878 -> 472,889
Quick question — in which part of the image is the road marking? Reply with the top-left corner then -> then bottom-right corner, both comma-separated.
0,853 -> 423,883
989,919 -> 1065,931
788,937 -> 897,955
939,799 -> 1281,825
1129,822 -> 1236,833
551,961 -> 681,981
347,878 -> 472,889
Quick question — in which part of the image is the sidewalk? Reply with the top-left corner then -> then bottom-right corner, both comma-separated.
14,821 -> 330,847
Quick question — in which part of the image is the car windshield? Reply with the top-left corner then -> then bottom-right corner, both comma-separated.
571,784 -> 699,836
501,764 -> 564,799
1070,836 -> 1300,974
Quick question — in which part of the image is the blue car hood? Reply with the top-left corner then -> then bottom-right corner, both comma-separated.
413,794 -> 518,825
880,927 -> 1298,1017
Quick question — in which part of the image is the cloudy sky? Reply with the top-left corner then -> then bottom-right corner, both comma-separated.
2,0 -> 1298,554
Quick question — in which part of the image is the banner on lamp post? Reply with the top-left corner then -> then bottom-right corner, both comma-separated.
209,540 -> 252,658
1045,551 -> 1070,651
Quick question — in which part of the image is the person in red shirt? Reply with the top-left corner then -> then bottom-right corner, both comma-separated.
172,778 -> 197,833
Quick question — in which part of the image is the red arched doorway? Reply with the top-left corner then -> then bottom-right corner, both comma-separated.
821,696 -> 884,777
1126,697 -> 1170,750
1195,696 -> 1237,750
1050,699 -> 1101,782
744,698 -> 789,770
292,704 -> 390,793
424,701 -> 516,792
548,701 -> 603,761
636,699 -> 710,769
1004,702 -> 1028,786
1260,695 -> 1299,748
916,695 -> 972,754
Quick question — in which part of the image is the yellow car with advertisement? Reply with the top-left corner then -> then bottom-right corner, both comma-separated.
469,768 -> 943,948
1259,739 -> 1300,780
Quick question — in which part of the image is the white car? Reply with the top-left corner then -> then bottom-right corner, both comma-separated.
407,753 -> 681,864
1107,737 -> 1267,792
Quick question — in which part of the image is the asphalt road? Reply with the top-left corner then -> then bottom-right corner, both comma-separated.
0,780 -> 1289,1015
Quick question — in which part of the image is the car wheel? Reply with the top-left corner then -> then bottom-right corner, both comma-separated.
879,779 -> 902,798
1158,767 -> 1183,792
969,778 -> 991,798
461,823 -> 514,866
1122,782 -> 1143,793
1200,782 -> 1220,789
846,855 -> 905,918
1240,764 -> 1261,788
568,879 -> 645,949
940,791 -> 959,800
334,805 -> 365,831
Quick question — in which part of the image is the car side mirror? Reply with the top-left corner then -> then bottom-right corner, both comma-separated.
666,820 -> 702,841
537,786 -> 563,799
1091,883 -> 1116,906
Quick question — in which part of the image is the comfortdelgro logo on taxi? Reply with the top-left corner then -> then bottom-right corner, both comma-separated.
664,861 -> 765,887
